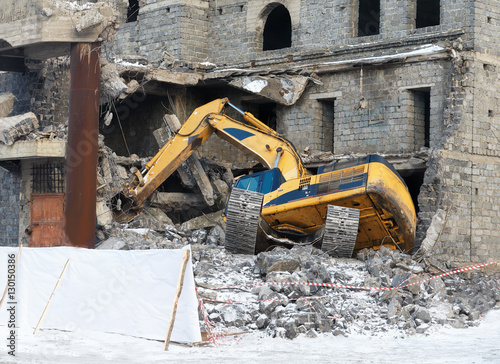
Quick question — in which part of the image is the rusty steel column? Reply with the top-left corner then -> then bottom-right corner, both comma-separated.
65,42 -> 101,248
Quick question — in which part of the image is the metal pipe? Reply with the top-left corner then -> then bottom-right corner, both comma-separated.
65,42 -> 101,249
227,101 -> 244,115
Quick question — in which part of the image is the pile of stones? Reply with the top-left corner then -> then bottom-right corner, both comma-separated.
195,245 -> 500,339
98,226 -> 500,339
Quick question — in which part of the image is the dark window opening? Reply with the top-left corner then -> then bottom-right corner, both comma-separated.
416,0 -> 440,28
127,0 -> 139,23
320,100 -> 335,152
99,93 -> 166,157
32,163 -> 65,194
358,0 -> 380,36
257,103 -> 277,129
401,169 -> 425,214
411,89 -> 431,149
263,5 -> 292,51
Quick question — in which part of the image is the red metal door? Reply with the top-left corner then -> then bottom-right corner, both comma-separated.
29,193 -> 65,247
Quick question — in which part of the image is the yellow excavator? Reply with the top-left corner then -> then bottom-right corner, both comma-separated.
116,98 -> 416,257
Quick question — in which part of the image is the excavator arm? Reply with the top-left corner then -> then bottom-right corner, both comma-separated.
120,98 -> 307,210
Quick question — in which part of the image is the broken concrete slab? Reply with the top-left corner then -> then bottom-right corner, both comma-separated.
142,206 -> 174,227
96,237 -> 128,250
417,209 -> 447,257
0,112 -> 39,145
0,0 -> 117,60
150,192 -> 206,211
0,139 -> 65,160
180,211 -> 224,231
96,199 -> 114,227
0,92 -> 15,117
114,64 -> 202,88
75,9 -> 105,33
100,62 -> 128,104
228,75 -> 309,106
187,157 -> 215,206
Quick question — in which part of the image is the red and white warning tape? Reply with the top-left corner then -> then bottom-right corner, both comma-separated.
199,260 -> 499,296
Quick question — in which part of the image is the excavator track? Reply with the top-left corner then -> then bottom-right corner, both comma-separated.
224,188 -> 264,255
322,205 -> 360,258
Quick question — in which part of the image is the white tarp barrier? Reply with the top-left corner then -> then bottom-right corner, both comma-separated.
0,246 -> 201,343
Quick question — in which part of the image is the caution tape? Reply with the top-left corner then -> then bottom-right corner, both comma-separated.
198,260 -> 499,295
201,294 -> 330,306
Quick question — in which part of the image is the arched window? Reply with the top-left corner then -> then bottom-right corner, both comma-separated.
127,0 -> 139,23
263,4 -> 292,51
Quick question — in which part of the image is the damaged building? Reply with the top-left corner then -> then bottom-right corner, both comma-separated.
0,0 -> 499,263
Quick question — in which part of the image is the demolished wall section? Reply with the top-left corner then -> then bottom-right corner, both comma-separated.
416,52 -> 500,262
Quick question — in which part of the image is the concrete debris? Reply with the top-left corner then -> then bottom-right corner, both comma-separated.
0,112 -> 39,145
150,192 -> 207,212
179,211 -> 224,231
97,208 -> 499,341
75,9 -> 105,33
96,237 -> 128,250
301,150 -> 429,169
191,244 -> 499,339
100,62 -> 128,104
96,199 -> 113,226
418,209 -> 447,256
153,126 -> 196,189
0,92 -> 15,117
228,75 -> 309,106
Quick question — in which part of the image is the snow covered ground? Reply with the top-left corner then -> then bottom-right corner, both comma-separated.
2,307 -> 499,364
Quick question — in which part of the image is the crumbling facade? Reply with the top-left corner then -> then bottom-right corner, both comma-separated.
1,0 -> 500,263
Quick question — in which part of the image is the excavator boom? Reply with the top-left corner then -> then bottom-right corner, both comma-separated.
121,98 -> 306,208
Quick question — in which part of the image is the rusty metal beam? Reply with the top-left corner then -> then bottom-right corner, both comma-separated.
65,42 -> 100,249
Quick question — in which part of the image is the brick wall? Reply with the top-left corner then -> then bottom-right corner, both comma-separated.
278,60 -> 450,155
105,1 -> 209,63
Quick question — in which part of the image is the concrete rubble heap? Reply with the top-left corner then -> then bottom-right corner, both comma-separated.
98,224 -> 499,340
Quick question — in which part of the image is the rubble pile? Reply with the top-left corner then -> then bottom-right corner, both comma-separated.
191,245 -> 500,340
97,205 -> 499,340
